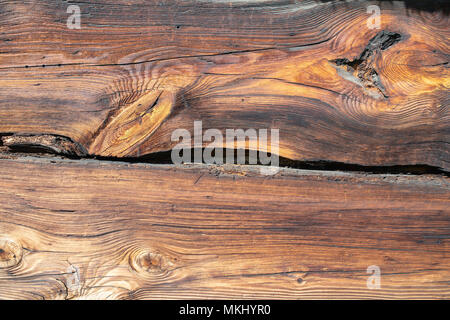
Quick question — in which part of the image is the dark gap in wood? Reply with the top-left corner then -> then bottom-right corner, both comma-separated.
0,132 -> 13,145
1,133 -> 87,157
0,134 -> 447,176
93,149 -> 449,176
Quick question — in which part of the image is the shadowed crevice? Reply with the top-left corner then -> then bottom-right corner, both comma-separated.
1,133 -> 87,157
0,134 -> 448,176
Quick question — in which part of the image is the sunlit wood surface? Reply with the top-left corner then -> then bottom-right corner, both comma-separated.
0,0 -> 448,300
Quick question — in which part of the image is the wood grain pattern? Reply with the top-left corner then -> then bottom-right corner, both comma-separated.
0,156 -> 448,299
0,0 -> 449,301
0,0 -> 448,168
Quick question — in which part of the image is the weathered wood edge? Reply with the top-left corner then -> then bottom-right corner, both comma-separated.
0,155 -> 448,299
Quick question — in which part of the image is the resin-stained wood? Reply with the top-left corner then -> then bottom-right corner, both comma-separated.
0,0 -> 448,168
0,157 -> 448,299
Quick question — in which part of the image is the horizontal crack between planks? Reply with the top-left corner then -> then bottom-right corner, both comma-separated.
1,133 -> 448,176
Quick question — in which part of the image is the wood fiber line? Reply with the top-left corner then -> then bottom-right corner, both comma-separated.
0,0 -> 448,168
0,157 -> 448,299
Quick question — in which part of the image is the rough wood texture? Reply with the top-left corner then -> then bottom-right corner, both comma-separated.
0,156 -> 448,300
0,0 -> 449,301
0,0 -> 448,168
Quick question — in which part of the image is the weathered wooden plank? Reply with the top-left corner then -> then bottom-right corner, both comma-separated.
0,156 -> 448,299
0,0 -> 448,168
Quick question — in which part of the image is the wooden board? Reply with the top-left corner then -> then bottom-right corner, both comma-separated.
0,156 -> 449,299
0,0 -> 449,300
0,0 -> 448,168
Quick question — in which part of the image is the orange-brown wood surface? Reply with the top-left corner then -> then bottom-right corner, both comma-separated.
0,156 -> 449,299
0,0 -> 449,300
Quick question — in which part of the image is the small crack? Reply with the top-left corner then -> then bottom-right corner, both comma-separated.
0,38 -> 335,71
0,48 -> 277,71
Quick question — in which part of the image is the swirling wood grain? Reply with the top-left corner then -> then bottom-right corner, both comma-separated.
0,156 -> 448,299
0,0 -> 448,168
